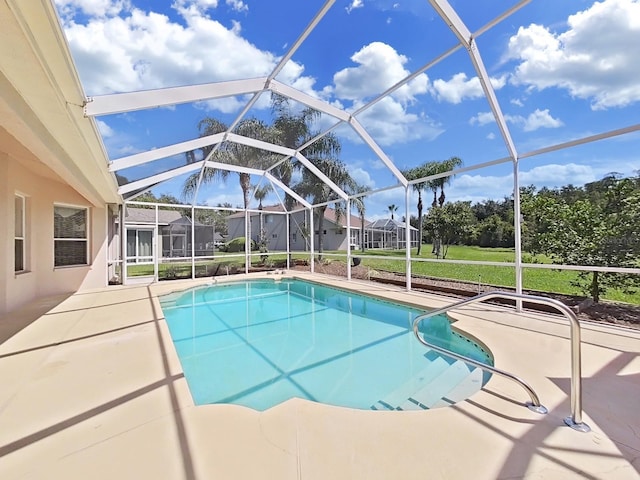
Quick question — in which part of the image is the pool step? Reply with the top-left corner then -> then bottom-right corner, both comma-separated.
370,357 -> 451,410
399,361 -> 477,410
372,360 -> 478,411
429,367 -> 484,409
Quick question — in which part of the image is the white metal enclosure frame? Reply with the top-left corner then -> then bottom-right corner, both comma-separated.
83,0 -> 640,292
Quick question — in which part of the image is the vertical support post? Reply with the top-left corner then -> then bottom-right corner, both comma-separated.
154,204 -> 159,282
405,185 -> 412,291
346,199 -> 352,281
191,205 -> 195,279
309,207 -> 315,274
244,209 -> 250,274
120,204 -> 127,285
286,211 -> 290,270
513,159 -> 523,311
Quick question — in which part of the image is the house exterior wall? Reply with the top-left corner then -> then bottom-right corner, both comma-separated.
226,210 -> 351,252
1,152 -> 109,315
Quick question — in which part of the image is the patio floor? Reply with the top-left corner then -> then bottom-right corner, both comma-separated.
0,272 -> 638,479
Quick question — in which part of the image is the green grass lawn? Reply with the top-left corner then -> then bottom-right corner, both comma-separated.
351,245 -> 638,304
125,245 -> 639,304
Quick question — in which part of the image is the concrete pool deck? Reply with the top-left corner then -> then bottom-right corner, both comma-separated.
0,272 -> 638,479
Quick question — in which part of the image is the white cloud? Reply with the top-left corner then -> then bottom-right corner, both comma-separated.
486,132 -> 496,140
521,109 -> 564,132
96,119 -> 114,137
349,167 -> 375,188
332,42 -> 429,104
504,108 -> 564,132
520,163 -> 596,186
469,111 -> 495,126
510,98 -> 524,107
506,0 -> 640,110
54,0 -> 129,18
432,73 -> 506,104
173,0 -> 219,13
59,3 -> 315,111
354,97 -> 444,146
447,163 -> 598,202
326,42 -> 437,145
202,183 -> 245,208
196,96 -> 252,114
346,0 -> 364,14
446,162 -> 628,203
225,0 -> 248,12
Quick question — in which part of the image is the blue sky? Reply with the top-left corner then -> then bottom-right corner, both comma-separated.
54,0 -> 640,220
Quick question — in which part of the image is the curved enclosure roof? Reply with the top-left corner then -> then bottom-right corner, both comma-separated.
51,0 -> 640,216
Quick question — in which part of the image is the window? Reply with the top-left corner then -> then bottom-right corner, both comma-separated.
54,205 -> 88,267
15,195 -> 25,272
127,228 -> 154,263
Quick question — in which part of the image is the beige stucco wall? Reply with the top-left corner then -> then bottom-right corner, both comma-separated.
1,152 -> 109,315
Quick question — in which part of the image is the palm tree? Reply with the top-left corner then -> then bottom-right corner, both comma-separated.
182,117 -> 275,250
254,183 -> 272,239
182,117 -> 274,209
270,94 -> 342,256
421,157 -> 463,255
402,164 -> 434,256
294,157 -> 356,260
434,156 -> 463,207
352,185 -> 369,252
388,204 -> 398,220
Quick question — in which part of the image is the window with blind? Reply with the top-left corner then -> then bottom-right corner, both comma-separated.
15,195 -> 25,272
54,205 -> 88,267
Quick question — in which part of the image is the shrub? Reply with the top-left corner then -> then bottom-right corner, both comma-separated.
225,237 -> 256,252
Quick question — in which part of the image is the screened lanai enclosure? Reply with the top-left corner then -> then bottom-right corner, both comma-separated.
92,0 -> 639,300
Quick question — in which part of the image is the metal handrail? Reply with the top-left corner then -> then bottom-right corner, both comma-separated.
412,291 -> 590,433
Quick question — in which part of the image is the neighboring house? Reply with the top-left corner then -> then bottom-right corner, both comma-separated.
119,207 -> 225,263
1,2 -> 120,315
365,219 -> 420,250
226,204 -> 366,252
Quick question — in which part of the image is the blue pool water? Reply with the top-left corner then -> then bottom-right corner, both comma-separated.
160,279 -> 492,411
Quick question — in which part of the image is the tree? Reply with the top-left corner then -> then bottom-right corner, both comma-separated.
403,157 -> 463,256
182,117 -> 275,209
270,95 -> 342,256
254,184 -> 272,263
182,117 -> 276,245
194,202 -> 232,236
521,175 -> 640,302
352,185 -> 369,252
388,204 -> 398,220
423,201 -> 474,258
294,157 -> 356,260
402,165 -> 431,256
433,156 -> 463,207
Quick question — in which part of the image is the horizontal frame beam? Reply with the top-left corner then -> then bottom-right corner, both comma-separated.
85,77 -> 267,116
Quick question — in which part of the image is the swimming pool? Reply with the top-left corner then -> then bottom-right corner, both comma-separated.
160,278 -> 493,411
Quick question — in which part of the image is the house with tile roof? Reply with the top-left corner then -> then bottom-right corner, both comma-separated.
226,204 -> 366,252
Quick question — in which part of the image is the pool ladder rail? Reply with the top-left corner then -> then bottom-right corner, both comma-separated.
412,291 -> 591,433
